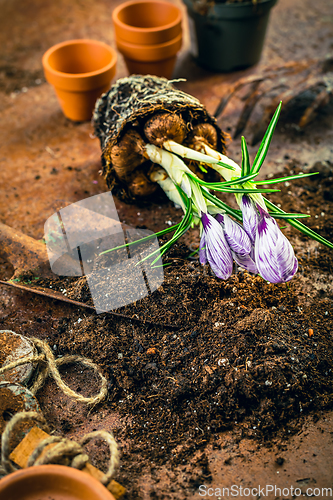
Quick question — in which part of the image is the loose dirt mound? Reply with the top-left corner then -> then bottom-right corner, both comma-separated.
30,162 -> 333,498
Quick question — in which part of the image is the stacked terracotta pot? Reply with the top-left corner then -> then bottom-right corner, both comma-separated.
112,0 -> 182,79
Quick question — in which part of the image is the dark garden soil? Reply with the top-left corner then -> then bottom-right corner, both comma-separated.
3,160 -> 330,499
1,0 -> 333,496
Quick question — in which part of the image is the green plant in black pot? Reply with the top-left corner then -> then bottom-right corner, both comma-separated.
182,0 -> 278,72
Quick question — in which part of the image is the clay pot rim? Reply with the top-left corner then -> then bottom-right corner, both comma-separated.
112,0 -> 182,35
42,39 -> 117,79
0,464 -> 115,500
116,32 -> 182,51
116,32 -> 182,62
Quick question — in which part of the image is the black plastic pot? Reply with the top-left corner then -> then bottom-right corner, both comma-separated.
182,0 -> 278,72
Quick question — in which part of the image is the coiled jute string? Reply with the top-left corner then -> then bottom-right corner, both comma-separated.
0,337 -> 108,405
0,411 -> 119,484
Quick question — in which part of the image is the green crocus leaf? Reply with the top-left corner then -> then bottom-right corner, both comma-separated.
268,212 -> 310,219
99,223 -> 178,256
204,186 -> 279,194
264,197 -> 333,249
251,102 -> 282,175
241,136 -> 251,177
138,196 -> 193,266
187,172 -> 258,188
256,172 -> 319,185
216,160 -> 236,171
203,191 -> 243,222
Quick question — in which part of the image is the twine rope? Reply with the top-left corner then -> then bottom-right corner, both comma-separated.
0,337 -> 108,405
1,411 -> 48,474
1,411 -> 119,484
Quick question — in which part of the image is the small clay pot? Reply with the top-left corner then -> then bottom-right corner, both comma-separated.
0,464 -> 116,500
112,0 -> 182,45
42,39 -> 117,121
112,0 -> 182,78
115,33 -> 182,78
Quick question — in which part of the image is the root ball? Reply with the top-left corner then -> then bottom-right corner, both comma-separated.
93,75 -> 227,203
110,130 -> 147,181
127,171 -> 158,198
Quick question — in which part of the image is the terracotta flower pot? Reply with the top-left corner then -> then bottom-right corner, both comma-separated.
112,0 -> 182,79
112,0 -> 182,44
0,464 -> 116,500
115,33 -> 182,78
42,39 -> 117,122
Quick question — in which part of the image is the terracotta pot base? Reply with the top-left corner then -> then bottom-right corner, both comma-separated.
54,84 -> 112,122
123,55 -> 177,79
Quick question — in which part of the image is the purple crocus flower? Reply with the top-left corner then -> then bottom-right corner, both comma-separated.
199,213 -> 233,279
232,249 -> 258,274
255,205 -> 298,283
216,213 -> 258,274
239,195 -> 298,282
216,214 -> 252,255
240,194 -> 298,282
240,195 -> 259,242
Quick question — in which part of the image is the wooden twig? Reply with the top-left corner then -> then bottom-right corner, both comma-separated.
0,279 -> 180,330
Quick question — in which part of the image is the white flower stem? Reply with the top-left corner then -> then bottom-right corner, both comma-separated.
145,144 -> 193,185
150,168 -> 186,211
197,142 -> 266,210
163,140 -> 221,165
145,143 -> 207,215
199,143 -> 241,182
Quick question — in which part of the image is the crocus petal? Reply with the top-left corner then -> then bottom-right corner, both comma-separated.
240,195 -> 258,242
199,231 -> 207,265
206,245 -> 232,280
201,213 -> 233,279
255,214 -> 298,283
232,251 -> 258,274
216,214 -> 252,255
